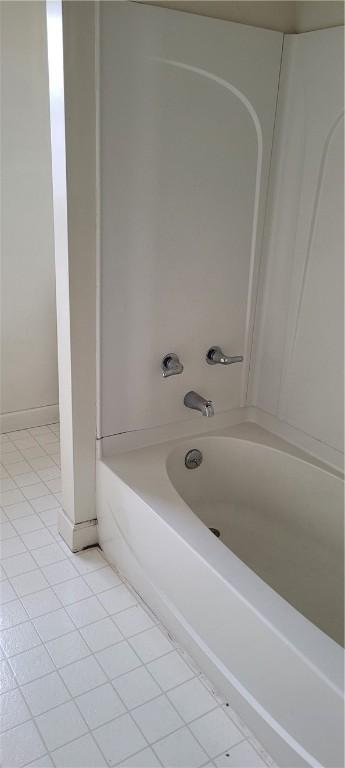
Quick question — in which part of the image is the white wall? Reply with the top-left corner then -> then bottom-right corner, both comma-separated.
99,2 -> 282,439
1,1 -> 58,432
46,0 -> 97,551
250,26 -> 344,462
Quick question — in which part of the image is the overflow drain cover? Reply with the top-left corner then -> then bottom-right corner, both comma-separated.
185,449 -> 203,469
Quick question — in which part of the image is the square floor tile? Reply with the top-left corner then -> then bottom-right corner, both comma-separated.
22,529 -> 56,551
2,500 -> 31,519
97,584 -> 138,615
12,570 -> 49,598
96,640 -> 141,679
35,700 -> 88,751
148,651 -> 194,691
0,489 -> 25,507
46,630 -> 90,668
12,515 -> 45,534
0,478 -> 17,492
35,432 -> 59,446
33,608 -> 75,642
32,544 -> 66,568
0,658 -> 16,692
31,496 -> 59,514
12,437 -> 39,449
9,645 -> 55,685
29,427 -> 51,437
21,671 -> 70,716
0,621 -> 41,657
1,552 -> 36,578
1,536 -> 27,558
22,484 -> 50,501
154,726 -> 208,767
51,734 -> 106,767
83,566 -> 121,594
0,599 -> 28,630
22,588 -> 62,619
0,719 -> 45,767
80,617 -> 122,652
52,577 -> 92,606
2,451 -> 23,466
29,457 -> 56,471
15,472 -> 41,488
0,521 -> 16,541
120,747 -> 161,767
20,446 -> 46,460
113,666 -> 161,710
72,548 -> 106,574
26,753 -> 54,767
45,478 -> 61,494
0,579 -> 17,604
66,596 -> 107,628
53,536 -> 71,556
45,448 -> 60,462
0,688 -> 31,733
167,678 -> 217,722
214,741 -> 266,767
113,605 -> 155,638
93,713 -> 146,765
132,695 -> 183,743
38,508 -> 58,528
129,626 -> 173,664
76,682 -> 125,728
8,461 -> 33,477
37,467 -> 60,482
42,559 -> 78,585
60,655 -> 106,697
190,709 -> 243,758
0,443 -> 18,455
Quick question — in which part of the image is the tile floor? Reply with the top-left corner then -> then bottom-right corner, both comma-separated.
0,425 -> 275,768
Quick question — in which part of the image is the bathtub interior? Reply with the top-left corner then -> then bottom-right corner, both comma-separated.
166,437 -> 344,646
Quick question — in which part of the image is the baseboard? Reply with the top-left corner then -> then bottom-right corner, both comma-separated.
58,508 -> 98,552
0,404 -> 60,434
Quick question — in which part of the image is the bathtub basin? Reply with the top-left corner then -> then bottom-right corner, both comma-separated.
97,423 -> 344,768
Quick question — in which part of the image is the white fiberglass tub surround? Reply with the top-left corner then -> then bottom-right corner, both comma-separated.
97,425 -> 344,768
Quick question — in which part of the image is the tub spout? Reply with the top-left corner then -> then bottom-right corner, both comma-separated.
184,391 -> 214,417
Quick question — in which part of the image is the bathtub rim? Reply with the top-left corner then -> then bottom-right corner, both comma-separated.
101,430 -> 344,695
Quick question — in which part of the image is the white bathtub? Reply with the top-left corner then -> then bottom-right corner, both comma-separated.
97,423 -> 344,768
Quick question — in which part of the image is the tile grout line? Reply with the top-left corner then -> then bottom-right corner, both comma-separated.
1,426 -> 274,768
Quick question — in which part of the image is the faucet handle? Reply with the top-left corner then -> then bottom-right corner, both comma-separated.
206,346 -> 243,366
161,353 -> 184,378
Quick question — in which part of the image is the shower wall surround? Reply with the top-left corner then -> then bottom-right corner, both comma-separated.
98,2 -> 343,464
98,2 -> 283,438
250,26 -> 344,461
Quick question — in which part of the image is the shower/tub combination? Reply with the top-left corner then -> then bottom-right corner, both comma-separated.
91,3 -> 344,767
97,424 -> 344,768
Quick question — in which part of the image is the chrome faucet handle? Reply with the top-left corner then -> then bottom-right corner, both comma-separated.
161,353 -> 184,378
206,346 -> 243,366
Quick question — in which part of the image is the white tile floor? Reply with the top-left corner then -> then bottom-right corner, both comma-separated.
0,425 -> 275,768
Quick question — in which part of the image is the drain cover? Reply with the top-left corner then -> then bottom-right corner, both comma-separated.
209,527 -> 221,538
